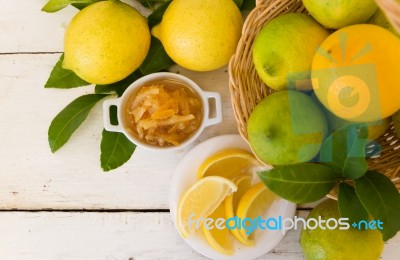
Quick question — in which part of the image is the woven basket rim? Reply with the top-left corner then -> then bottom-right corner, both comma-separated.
228,0 -> 400,198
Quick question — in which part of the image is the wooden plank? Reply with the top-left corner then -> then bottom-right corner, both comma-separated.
0,211 -> 302,259
0,0 -> 149,53
0,54 -> 237,210
0,211 -> 398,259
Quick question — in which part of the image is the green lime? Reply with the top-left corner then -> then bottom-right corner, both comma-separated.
300,199 -> 384,260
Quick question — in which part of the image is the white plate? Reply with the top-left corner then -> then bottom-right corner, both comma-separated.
169,134 -> 297,260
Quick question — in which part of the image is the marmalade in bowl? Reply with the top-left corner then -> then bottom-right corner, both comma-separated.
124,79 -> 203,147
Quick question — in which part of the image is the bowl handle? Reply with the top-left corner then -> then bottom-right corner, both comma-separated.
103,98 -> 123,133
203,92 -> 223,127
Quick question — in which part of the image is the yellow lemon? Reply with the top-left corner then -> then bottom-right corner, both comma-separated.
63,1 -> 150,84
151,0 -> 242,71
312,24 -> 400,122
197,148 -> 261,179
224,174 -> 253,246
177,176 -> 237,238
236,182 -> 277,245
201,203 -> 234,255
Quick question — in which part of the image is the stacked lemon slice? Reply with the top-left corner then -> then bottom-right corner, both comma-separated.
177,149 -> 277,255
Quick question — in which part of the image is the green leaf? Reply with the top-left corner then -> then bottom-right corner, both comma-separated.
42,0 -> 70,12
258,163 -> 338,203
42,0 -> 102,13
100,106 -> 136,171
241,0 -> 255,10
100,129 -> 136,172
45,54 -> 90,89
355,171 -> 400,241
71,3 -> 92,10
148,1 -> 172,28
95,71 -> 142,97
138,0 -> 170,10
233,0 -> 243,9
48,94 -> 108,152
319,125 -> 369,179
338,182 -> 369,228
139,37 -> 174,75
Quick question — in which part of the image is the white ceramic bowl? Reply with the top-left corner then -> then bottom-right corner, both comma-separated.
169,134 -> 297,260
102,72 -> 222,151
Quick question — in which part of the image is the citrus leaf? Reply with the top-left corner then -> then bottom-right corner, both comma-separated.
338,182 -> 369,228
72,0 -> 104,10
319,125 -> 369,179
45,54 -> 90,89
138,0 -> 170,10
48,94 -> 108,152
258,163 -> 338,203
241,0 -> 255,10
42,0 -> 70,12
148,1 -> 172,28
355,171 -> 400,241
100,107 -> 136,171
100,129 -> 136,172
139,37 -> 174,75
42,0 -> 102,13
95,71 -> 142,97
233,0 -> 243,9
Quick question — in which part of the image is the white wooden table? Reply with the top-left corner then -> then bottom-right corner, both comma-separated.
0,1 -> 398,259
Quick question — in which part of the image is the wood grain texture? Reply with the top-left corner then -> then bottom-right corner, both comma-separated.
0,54 -> 237,210
0,211 -> 398,260
0,211 -> 303,260
0,0 -> 399,259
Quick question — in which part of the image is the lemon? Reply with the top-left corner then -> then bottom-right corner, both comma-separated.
236,182 -> 277,245
300,199 -> 384,260
312,24 -> 400,122
224,174 -> 253,246
197,148 -> 261,179
177,176 -> 237,238
201,203 -> 234,255
151,0 -> 242,71
63,1 -> 150,84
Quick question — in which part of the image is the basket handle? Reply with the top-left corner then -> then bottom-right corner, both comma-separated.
375,0 -> 400,33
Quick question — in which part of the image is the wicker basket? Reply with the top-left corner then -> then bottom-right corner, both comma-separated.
377,0 -> 400,32
228,0 -> 400,197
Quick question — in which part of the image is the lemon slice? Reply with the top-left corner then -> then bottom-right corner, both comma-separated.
197,148 -> 261,179
177,176 -> 237,238
224,174 -> 254,246
201,202 -> 234,255
236,182 -> 277,245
